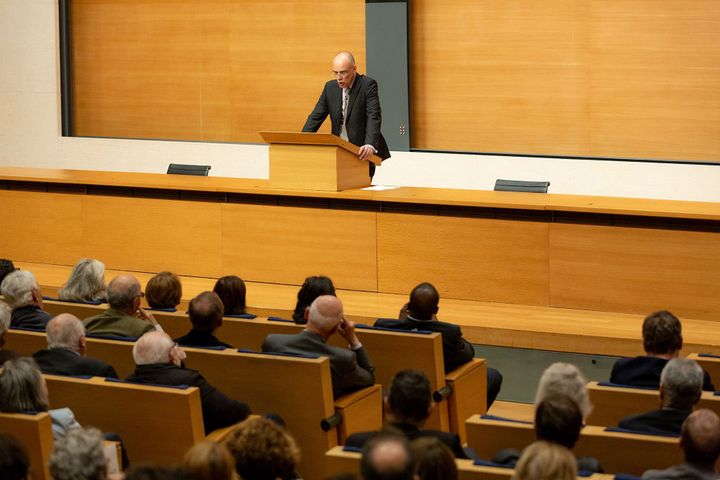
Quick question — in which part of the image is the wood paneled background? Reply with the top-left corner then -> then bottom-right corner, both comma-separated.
71,0 -> 720,161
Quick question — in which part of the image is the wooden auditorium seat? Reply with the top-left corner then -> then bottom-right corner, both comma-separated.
688,353 -> 720,386
586,381 -> 720,427
0,412 -> 54,480
324,446 -> 615,480
465,415 -> 686,476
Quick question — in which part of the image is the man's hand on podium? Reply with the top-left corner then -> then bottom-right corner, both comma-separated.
358,145 -> 376,162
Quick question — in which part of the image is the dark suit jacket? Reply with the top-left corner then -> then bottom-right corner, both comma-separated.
374,317 -> 475,373
33,347 -> 118,378
302,74 -> 391,165
610,356 -> 715,391
345,422 -> 467,459
0,349 -> 20,365
618,408 -> 690,435
126,363 -> 251,434
261,330 -> 375,398
174,329 -> 233,349
11,305 -> 51,330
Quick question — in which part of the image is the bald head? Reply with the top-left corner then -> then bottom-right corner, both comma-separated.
682,409 -> 720,468
46,314 -> 85,351
408,282 -> 439,321
332,51 -> 357,89
360,435 -> 415,480
107,275 -> 141,311
306,295 -> 344,336
133,331 -> 174,366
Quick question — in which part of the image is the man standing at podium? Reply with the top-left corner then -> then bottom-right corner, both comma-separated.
302,51 -> 390,178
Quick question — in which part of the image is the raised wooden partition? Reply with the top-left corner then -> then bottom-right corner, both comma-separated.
44,375 -> 205,464
0,412 -> 54,480
688,353 -> 720,385
586,381 -> 720,427
465,415 -> 685,476
260,132 -> 381,191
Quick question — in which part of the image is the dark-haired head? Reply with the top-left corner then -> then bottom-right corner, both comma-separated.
146,272 -> 182,309
534,395 -> 583,449
0,259 -> 17,295
0,433 -> 30,480
387,370 -> 432,426
213,276 -> 247,316
292,276 -> 335,324
643,310 -> 682,355
407,283 -> 439,321
410,437 -> 457,480
188,292 -> 225,333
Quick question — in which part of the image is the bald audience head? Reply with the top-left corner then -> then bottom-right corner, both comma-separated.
306,295 -> 344,337
133,331 -> 182,367
107,275 -> 142,313
46,314 -> 86,353
188,292 -> 224,333
361,434 -> 416,480
681,409 -> 720,469
407,283 -> 439,321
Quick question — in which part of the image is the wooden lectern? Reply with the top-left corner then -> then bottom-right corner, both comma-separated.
259,132 -> 382,192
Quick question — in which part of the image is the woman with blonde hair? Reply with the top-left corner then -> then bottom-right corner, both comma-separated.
58,258 -> 106,304
513,441 -> 576,480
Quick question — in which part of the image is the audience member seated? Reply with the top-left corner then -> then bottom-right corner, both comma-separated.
535,363 -> 593,421
292,275 -> 336,324
0,433 -> 30,480
126,331 -> 250,434
410,437 -> 458,480
360,434 -> 416,480
224,417 -> 300,480
57,258 -> 107,304
0,258 -> 16,293
32,313 -> 118,378
0,357 -> 81,439
0,301 -> 20,365
146,271 -> 182,311
213,275 -> 248,316
174,292 -> 232,348
84,275 -> 162,338
610,310 -> 714,391
49,427 -> 108,480
262,295 -> 375,398
183,441 -> 236,480
345,369 -> 466,458
642,409 -> 720,480
1,270 -> 51,330
513,441 -> 576,480
124,465 -> 193,480
619,358 -> 704,435
375,282 -> 503,407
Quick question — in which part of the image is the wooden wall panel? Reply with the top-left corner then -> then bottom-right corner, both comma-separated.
549,223 -> 720,320
377,212 -> 549,305
81,195 -> 223,277
71,0 -> 365,142
0,191 -> 83,265
410,0 -> 720,161
221,203 -> 377,291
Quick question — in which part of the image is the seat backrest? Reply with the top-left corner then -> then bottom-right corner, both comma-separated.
44,374 -> 204,464
465,415 -> 684,476
0,412 -> 54,480
688,353 -> 720,387
166,163 -> 211,176
494,179 -> 550,193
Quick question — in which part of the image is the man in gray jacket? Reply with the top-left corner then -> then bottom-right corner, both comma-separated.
262,295 -> 375,398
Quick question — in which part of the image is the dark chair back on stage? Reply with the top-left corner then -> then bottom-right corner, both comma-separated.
494,179 -> 550,193
167,163 -> 211,176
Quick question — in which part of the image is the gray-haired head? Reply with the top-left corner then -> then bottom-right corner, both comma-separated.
133,331 -> 174,366
0,301 -> 11,338
660,358 -> 703,410
306,295 -> 344,337
46,314 -> 85,352
535,363 -> 592,419
106,275 -> 141,312
58,258 -> 106,303
49,427 -> 107,480
0,357 -> 49,413
0,270 -> 40,310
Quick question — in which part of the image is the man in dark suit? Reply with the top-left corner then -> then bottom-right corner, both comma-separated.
619,358 -> 704,435
302,51 -> 390,178
346,369 -> 467,458
33,313 -> 117,378
174,291 -> 232,348
375,282 -> 503,407
262,295 -> 375,398
610,310 -> 714,391
127,331 -> 251,434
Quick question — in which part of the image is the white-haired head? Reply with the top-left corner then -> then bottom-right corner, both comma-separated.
1,270 -> 41,309
46,314 -> 85,352
133,331 -> 174,366
535,363 -> 592,419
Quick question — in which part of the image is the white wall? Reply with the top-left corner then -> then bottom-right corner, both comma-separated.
2,0 -> 719,202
